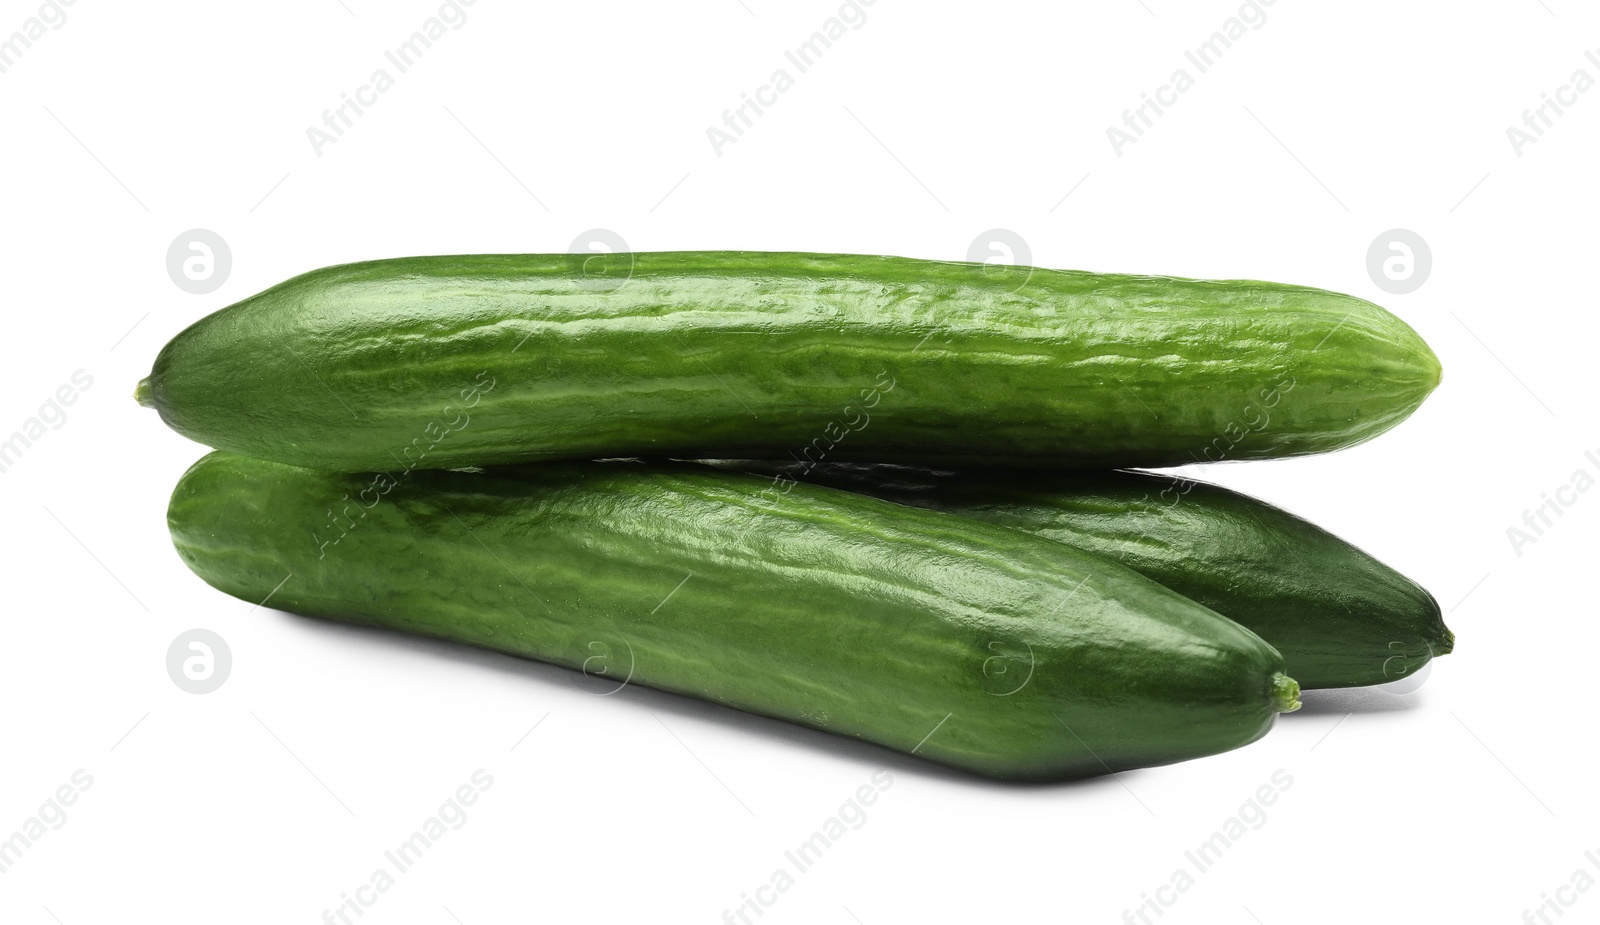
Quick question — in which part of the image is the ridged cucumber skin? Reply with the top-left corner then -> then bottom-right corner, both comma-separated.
142,252 -> 1440,472
706,461 -> 1452,689
168,452 -> 1299,781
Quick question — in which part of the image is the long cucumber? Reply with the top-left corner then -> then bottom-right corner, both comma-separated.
138,252 -> 1440,471
168,453 -> 1301,781
704,460 -> 1451,689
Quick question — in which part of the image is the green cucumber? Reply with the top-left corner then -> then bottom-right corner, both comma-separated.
138,252 -> 1439,472
168,452 -> 1300,781
704,461 -> 1451,689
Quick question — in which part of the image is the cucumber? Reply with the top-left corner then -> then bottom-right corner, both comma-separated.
704,461 -> 1451,689
138,252 -> 1440,472
168,452 -> 1301,781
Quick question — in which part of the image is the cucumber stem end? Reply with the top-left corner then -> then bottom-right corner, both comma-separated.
1271,672 -> 1301,713
134,377 -> 155,408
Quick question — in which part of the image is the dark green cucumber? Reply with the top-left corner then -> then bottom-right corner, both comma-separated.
168,452 -> 1300,781
138,252 -> 1440,472
705,460 -> 1452,689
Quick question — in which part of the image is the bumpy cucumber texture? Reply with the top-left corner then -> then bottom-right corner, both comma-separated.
168,453 -> 1301,781
139,252 -> 1440,471
704,461 -> 1453,689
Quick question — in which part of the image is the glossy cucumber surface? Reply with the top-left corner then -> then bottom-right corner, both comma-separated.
706,460 -> 1452,689
168,453 -> 1300,781
140,252 -> 1440,471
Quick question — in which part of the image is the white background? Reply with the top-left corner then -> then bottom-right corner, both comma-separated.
2,2 -> 1596,923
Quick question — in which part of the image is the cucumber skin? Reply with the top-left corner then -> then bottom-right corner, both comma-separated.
705,461 -> 1452,689
168,452 -> 1297,781
143,252 -> 1440,472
